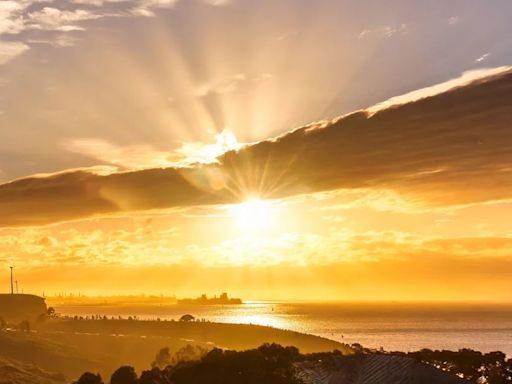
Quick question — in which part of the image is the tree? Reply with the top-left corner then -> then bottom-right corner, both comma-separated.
75,372 -> 104,384
152,347 -> 171,369
110,366 -> 137,384
168,344 -> 303,384
179,314 -> 195,322
47,307 -> 56,317
138,368 -> 171,384
174,344 -> 209,364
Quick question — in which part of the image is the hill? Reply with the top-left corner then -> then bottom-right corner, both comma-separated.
0,356 -> 65,384
0,294 -> 47,323
0,319 -> 349,382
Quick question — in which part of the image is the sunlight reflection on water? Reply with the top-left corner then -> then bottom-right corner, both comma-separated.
54,301 -> 512,356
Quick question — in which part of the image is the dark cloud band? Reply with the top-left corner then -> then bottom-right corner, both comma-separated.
1,70 -> 512,226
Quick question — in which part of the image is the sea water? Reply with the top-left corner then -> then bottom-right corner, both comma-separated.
53,301 -> 512,356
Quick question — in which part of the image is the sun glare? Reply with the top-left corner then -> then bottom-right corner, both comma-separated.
229,198 -> 274,231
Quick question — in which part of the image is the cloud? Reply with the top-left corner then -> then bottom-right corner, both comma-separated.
475,53 -> 491,63
3,223 -> 512,300
0,2 -> 103,59
194,73 -> 273,97
0,1 -> 24,34
0,0 -> 234,60
129,0 -> 231,17
2,68 -> 512,226
194,74 -> 247,97
27,7 -> 102,31
201,0 -> 231,6
358,24 -> 409,39
358,29 -> 371,39
63,129 -> 242,169
63,138 -> 177,169
383,24 -> 408,38
1,1 -> 103,36
0,40 -> 29,65
27,34 -> 81,47
448,16 -> 459,25
368,66 -> 511,113
129,0 -> 180,17
173,129 -> 243,164
71,0 -> 127,6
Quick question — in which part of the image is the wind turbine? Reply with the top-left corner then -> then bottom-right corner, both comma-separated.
9,266 -> 14,294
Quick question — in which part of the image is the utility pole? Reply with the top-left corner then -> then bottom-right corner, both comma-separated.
9,266 -> 14,295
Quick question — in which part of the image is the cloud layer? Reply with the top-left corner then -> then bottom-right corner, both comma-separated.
1,68 -> 512,227
0,0 -> 232,64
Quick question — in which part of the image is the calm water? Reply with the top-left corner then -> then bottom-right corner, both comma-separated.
54,302 -> 512,356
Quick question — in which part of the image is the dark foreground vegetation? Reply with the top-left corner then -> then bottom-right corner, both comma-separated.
72,343 -> 512,384
399,348 -> 512,383
74,344 -> 304,384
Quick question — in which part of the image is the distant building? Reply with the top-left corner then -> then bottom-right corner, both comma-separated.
177,292 -> 242,305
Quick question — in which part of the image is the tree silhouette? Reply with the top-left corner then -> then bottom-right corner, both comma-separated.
110,366 -> 137,384
179,314 -> 195,322
151,347 -> 171,369
75,372 -> 104,384
138,368 -> 172,384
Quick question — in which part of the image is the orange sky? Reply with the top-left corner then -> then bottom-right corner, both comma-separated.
1,1 -> 512,300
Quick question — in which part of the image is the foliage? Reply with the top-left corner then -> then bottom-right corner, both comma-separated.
110,366 -> 138,384
74,372 -> 104,384
166,343 -> 302,384
173,344 -> 209,364
179,314 -> 195,322
151,348 -> 171,369
76,343 -> 512,384
390,348 -> 512,383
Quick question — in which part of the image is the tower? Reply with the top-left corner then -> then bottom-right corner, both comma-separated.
10,266 -> 14,295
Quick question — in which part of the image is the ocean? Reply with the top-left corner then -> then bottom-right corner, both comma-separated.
53,301 -> 512,356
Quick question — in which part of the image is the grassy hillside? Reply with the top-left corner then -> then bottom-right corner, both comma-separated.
0,319 -> 349,382
0,355 -> 65,384
39,318 -> 347,354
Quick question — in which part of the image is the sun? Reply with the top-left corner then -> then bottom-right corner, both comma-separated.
228,198 -> 274,231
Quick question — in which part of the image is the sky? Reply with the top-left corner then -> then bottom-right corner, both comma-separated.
1,0 -> 512,300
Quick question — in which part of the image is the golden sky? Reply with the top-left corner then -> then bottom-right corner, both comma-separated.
1,0 -> 512,300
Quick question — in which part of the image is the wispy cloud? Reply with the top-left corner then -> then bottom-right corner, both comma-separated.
195,73 -> 247,97
63,138 -> 177,169
71,0 -> 127,6
63,129 -> 242,170
129,0 -> 179,17
0,1 -> 25,34
27,34 -> 81,47
0,0 -> 237,65
475,52 -> 491,63
0,40 -> 29,65
448,16 -> 459,25
27,7 -> 102,31
194,73 -> 273,97
358,24 -> 409,39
